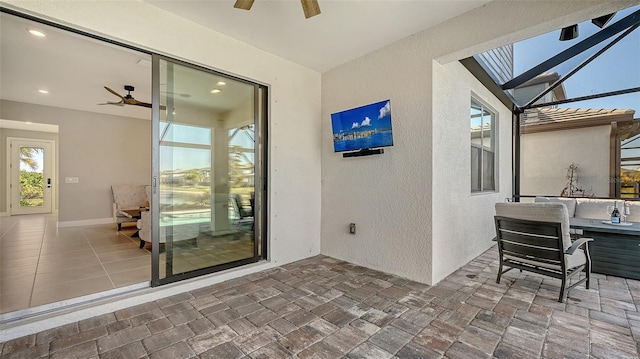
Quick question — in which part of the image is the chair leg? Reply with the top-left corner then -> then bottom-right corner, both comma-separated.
117,223 -> 122,231
558,277 -> 567,303
496,262 -> 503,284
586,263 -> 591,289
139,239 -> 145,249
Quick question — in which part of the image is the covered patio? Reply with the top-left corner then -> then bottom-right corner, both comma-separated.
1,247 -> 638,358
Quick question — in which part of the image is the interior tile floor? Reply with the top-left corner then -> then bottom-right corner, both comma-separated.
0,214 -> 255,315
2,246 -> 640,358
0,214 -> 150,314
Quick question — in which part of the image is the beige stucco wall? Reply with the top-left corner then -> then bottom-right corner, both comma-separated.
521,126 -> 611,197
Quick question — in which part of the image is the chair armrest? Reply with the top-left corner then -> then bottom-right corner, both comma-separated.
565,237 -> 593,255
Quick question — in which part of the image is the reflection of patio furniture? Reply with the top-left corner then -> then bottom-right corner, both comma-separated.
111,185 -> 149,231
495,202 -> 592,302
138,212 -> 202,249
230,193 -> 254,237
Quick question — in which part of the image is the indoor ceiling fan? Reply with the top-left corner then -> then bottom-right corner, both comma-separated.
99,85 -> 166,110
234,0 -> 321,19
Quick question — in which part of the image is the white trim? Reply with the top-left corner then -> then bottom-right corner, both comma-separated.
0,212 -> 9,217
57,217 -> 114,227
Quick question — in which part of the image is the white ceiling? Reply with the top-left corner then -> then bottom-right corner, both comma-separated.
146,0 -> 490,73
1,1 -> 490,120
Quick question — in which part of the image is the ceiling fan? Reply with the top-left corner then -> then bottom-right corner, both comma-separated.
234,0 -> 321,19
99,85 -> 166,110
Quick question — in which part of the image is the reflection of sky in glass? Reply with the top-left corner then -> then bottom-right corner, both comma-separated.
160,122 -> 211,145
161,146 -> 211,170
229,126 -> 255,165
159,124 -> 256,170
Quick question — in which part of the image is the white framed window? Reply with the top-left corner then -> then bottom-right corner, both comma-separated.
471,98 -> 496,192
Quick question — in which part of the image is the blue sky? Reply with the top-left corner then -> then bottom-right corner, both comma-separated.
331,100 -> 392,134
513,4 -> 639,114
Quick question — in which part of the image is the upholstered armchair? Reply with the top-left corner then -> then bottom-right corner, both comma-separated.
111,185 -> 149,231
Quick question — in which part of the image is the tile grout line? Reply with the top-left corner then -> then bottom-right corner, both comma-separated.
28,217 -> 48,308
84,227 -> 117,289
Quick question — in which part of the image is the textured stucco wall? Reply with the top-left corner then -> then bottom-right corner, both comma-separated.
521,126 -> 611,197
432,61 -> 512,284
321,0 -> 635,284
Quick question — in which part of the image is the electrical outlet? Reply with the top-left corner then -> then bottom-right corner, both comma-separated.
349,223 -> 356,234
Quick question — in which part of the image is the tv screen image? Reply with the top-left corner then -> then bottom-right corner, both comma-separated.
331,99 -> 394,153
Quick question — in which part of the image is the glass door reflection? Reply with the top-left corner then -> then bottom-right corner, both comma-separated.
153,57 -> 261,284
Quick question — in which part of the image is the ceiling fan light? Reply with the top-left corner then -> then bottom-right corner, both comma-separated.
592,13 -> 616,28
559,24 -> 578,41
301,0 -> 321,19
234,0 -> 254,10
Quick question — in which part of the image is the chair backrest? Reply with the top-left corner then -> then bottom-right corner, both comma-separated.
111,185 -> 148,210
495,202 -> 571,251
534,196 -> 577,217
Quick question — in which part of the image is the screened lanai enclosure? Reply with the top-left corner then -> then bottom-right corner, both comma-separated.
463,4 -> 640,200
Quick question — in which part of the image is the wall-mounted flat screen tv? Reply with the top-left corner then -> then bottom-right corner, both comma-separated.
331,99 -> 394,153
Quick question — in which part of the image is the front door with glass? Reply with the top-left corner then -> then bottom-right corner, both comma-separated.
8,138 -> 54,215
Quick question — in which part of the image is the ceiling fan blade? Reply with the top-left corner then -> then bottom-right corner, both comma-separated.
131,100 -> 167,111
104,86 -> 125,101
234,0 -> 254,10
98,101 -> 124,106
301,0 -> 321,19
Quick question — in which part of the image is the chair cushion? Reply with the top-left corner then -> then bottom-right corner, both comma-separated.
535,197 -> 577,217
566,249 -> 586,269
575,198 -> 620,220
495,202 -> 571,251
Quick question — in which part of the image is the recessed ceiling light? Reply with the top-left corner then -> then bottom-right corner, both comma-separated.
210,89 -> 221,94
38,89 -> 49,94
27,28 -> 46,38
216,81 -> 226,86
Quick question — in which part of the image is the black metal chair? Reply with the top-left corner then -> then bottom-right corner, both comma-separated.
494,202 -> 593,302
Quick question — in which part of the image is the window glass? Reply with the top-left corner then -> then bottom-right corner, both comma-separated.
471,98 -> 497,192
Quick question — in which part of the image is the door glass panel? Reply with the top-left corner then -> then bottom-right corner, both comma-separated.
19,146 -> 45,207
156,58 -> 258,281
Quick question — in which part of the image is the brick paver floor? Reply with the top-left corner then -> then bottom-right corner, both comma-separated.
2,246 -> 640,358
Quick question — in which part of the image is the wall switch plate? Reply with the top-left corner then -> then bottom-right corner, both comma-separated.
65,177 -> 79,184
349,223 -> 356,234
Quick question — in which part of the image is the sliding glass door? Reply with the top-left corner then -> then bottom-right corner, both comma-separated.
151,55 -> 266,285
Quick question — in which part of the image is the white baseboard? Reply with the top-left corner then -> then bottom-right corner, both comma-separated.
57,217 -> 114,228
0,212 -> 8,217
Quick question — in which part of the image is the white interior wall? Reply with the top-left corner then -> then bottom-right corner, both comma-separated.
432,60 -> 512,283
4,0 -> 322,268
0,100 -> 150,224
521,126 -> 611,197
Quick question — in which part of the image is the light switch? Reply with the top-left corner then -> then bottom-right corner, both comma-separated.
65,177 -> 79,184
